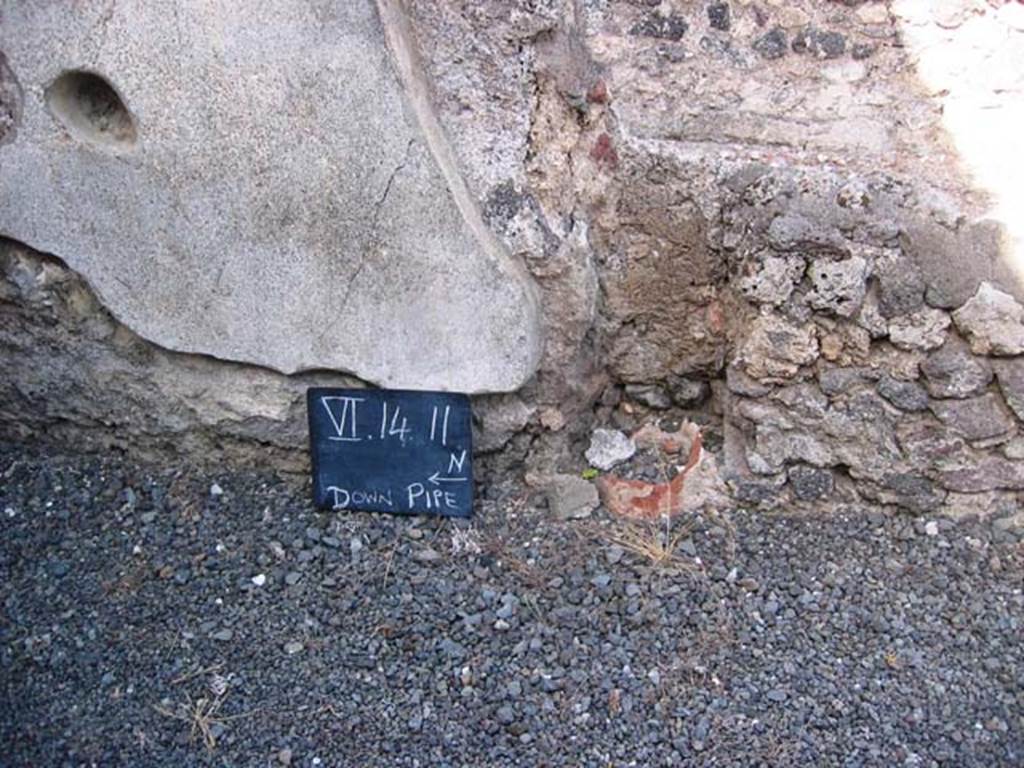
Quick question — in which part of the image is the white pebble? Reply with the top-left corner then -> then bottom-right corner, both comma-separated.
209,482 -> 224,497
924,521 -> 939,537
251,574 -> 267,587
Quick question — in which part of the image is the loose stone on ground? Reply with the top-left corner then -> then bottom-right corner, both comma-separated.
2,446 -> 1021,766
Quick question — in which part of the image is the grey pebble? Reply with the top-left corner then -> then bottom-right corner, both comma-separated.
414,548 -> 441,564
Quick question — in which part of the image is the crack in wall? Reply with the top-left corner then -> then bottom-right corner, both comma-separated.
342,136 -> 416,312
375,0 -> 544,374
310,138 -> 416,358
370,138 -> 415,240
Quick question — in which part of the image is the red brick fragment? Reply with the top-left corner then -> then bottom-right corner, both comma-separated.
586,79 -> 609,105
597,432 -> 702,521
590,133 -> 619,169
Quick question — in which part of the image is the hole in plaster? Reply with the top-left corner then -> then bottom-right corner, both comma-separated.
45,70 -> 136,150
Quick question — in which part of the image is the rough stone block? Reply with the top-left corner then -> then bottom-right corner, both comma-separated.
667,376 -> 710,407
861,473 -> 946,514
930,393 -> 1016,441
896,417 -> 967,464
474,395 -> 536,453
749,427 -> 833,475
874,256 -> 926,319
877,376 -> 930,412
585,429 -> 636,471
953,282 -> 1024,356
992,358 -> 1024,421
736,255 -> 805,306
788,465 -> 835,500
753,27 -> 789,60
818,366 -> 869,397
630,13 -> 688,41
767,214 -> 846,252
921,341 -> 993,399
1002,436 -> 1024,460
791,27 -> 847,59
856,291 -> 890,339
738,313 -> 819,380
544,475 -> 600,520
624,384 -> 672,410
806,256 -> 868,318
707,3 -> 731,32
888,308 -> 950,351
939,457 -> 1024,493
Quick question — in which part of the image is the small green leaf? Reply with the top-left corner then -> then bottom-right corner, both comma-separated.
581,468 -> 599,480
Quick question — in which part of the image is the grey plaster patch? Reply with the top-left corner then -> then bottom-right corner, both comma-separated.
902,218 -> 1021,309
0,1 -> 540,393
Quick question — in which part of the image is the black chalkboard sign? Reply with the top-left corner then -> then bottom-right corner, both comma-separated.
307,387 -> 473,518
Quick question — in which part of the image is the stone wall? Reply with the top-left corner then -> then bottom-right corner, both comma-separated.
3,0 -> 1024,518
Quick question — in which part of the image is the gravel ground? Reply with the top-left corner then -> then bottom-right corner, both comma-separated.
1,442 -> 1023,767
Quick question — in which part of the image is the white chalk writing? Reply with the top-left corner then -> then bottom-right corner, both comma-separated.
322,396 -> 364,441
315,393 -> 471,515
448,449 -> 467,474
406,482 -> 459,511
326,485 -> 394,510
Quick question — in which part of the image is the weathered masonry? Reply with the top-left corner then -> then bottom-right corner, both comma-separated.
3,0 -> 1024,519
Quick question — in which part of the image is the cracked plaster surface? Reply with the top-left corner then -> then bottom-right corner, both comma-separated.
0,0 -> 541,393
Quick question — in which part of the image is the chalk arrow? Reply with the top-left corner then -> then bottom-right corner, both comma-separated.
428,472 -> 468,485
